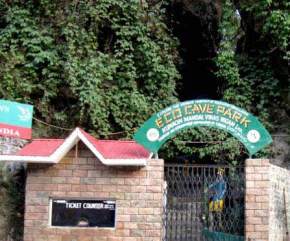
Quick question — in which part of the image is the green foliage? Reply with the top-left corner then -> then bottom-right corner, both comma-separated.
160,127 -> 246,164
0,0 -> 287,163
158,1 -> 247,165
214,0 -> 289,160
0,0 -> 180,138
218,0 -> 241,51
162,0 -> 289,164
0,1 -> 288,240
240,0 -> 290,56
263,10 -> 290,51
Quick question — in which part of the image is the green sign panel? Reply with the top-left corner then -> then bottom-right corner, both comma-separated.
0,99 -> 33,139
134,99 -> 272,155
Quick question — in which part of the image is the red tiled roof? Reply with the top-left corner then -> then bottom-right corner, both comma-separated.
80,129 -> 149,159
0,128 -> 150,165
16,139 -> 64,156
13,128 -> 150,159
93,140 -> 150,159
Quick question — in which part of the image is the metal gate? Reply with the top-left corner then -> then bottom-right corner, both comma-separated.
163,164 -> 245,241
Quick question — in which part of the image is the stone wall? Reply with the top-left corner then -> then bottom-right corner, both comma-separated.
269,163 -> 290,241
24,147 -> 164,241
245,159 -> 290,241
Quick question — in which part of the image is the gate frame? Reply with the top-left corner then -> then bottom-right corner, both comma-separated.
161,158 -> 289,241
163,163 -> 245,241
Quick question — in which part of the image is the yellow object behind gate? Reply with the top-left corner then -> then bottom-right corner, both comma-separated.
209,199 -> 224,212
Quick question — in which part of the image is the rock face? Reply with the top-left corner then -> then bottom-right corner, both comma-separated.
0,137 -> 27,155
0,137 -> 27,241
271,133 -> 290,167
167,0 -> 221,100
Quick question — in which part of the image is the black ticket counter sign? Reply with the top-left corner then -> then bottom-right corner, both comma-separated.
51,199 -> 116,228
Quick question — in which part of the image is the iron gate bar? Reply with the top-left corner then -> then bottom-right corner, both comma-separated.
163,164 -> 245,241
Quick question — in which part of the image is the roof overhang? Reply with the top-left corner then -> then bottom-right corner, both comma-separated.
0,128 -> 150,166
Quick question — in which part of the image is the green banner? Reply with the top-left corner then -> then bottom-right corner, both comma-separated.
0,99 -> 33,128
0,99 -> 33,139
134,99 -> 272,155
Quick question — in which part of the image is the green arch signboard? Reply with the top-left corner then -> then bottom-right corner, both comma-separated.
133,99 -> 272,156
